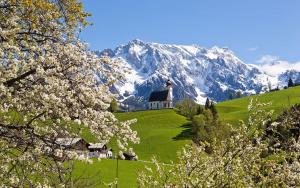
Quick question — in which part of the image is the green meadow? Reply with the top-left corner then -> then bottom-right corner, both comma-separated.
74,86 -> 300,187
73,159 -> 151,187
217,86 -> 300,125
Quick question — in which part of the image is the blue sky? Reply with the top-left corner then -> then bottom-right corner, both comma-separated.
81,0 -> 300,64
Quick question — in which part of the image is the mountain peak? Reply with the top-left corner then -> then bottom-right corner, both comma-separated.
100,41 -> 273,107
97,41 -> 300,109
130,39 -> 145,45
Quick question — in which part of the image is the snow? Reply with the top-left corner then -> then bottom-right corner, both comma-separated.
180,59 -> 190,67
130,44 -> 146,56
185,75 -> 194,84
246,89 -> 256,95
195,88 -> 207,104
180,45 -> 199,56
115,58 -> 146,96
205,50 -> 219,59
100,39 -> 300,105
218,83 -> 228,91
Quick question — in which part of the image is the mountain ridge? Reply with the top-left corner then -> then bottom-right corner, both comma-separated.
96,39 -> 300,108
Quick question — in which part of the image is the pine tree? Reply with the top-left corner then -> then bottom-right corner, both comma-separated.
204,98 -> 211,110
288,78 -> 294,88
197,105 -> 204,115
236,91 -> 242,98
229,92 -> 234,100
210,103 -> 218,119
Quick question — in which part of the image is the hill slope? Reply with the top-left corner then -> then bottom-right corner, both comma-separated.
74,86 -> 300,187
115,109 -> 191,162
75,110 -> 190,187
217,86 -> 300,125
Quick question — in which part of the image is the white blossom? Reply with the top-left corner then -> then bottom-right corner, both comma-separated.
0,0 -> 139,186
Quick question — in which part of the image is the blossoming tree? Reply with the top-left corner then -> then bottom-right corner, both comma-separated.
0,0 -> 138,186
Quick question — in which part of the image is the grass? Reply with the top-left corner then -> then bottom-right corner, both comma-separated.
114,109 -> 191,162
73,86 -> 300,187
74,109 -> 191,187
73,159 -> 152,187
217,86 -> 300,125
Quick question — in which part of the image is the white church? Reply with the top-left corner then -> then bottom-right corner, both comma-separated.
148,79 -> 173,110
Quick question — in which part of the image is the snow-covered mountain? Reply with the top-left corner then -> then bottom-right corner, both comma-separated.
96,39 -> 299,108
257,60 -> 300,86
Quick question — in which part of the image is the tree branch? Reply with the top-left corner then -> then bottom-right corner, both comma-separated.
3,69 -> 36,87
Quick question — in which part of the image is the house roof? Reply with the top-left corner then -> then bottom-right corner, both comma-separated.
148,90 -> 169,102
123,152 -> 136,158
88,143 -> 106,149
56,138 -> 83,146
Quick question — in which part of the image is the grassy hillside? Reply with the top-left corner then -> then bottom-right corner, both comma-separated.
73,159 -> 151,187
74,86 -> 300,187
115,109 -> 191,162
217,86 -> 300,125
75,109 -> 189,187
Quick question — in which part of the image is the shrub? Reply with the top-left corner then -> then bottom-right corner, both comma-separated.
192,109 -> 231,153
175,99 -> 202,119
265,104 -> 300,153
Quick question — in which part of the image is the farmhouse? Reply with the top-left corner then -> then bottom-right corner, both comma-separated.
56,137 -> 89,151
56,138 -> 113,159
88,143 -> 113,159
148,79 -> 173,110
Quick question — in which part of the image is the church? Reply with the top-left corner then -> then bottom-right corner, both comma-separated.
148,79 -> 173,110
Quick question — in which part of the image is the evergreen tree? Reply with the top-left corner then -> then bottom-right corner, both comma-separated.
229,92 -> 234,100
197,105 -> 204,115
204,98 -> 211,110
236,91 -> 242,98
288,78 -> 294,87
210,103 -> 218,119
192,111 -> 214,148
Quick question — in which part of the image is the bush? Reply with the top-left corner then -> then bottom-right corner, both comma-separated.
265,104 -> 300,153
175,99 -> 202,119
109,99 -> 118,112
288,78 -> 294,87
192,109 -> 231,152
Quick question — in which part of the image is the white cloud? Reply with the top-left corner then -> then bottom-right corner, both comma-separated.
256,55 -> 279,64
259,60 -> 300,76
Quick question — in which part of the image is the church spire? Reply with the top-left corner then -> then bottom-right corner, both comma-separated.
166,79 -> 172,89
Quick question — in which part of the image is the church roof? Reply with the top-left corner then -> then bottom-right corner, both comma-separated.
148,90 -> 169,102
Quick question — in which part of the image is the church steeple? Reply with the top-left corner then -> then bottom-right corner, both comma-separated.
166,79 -> 172,89
165,79 -> 173,106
